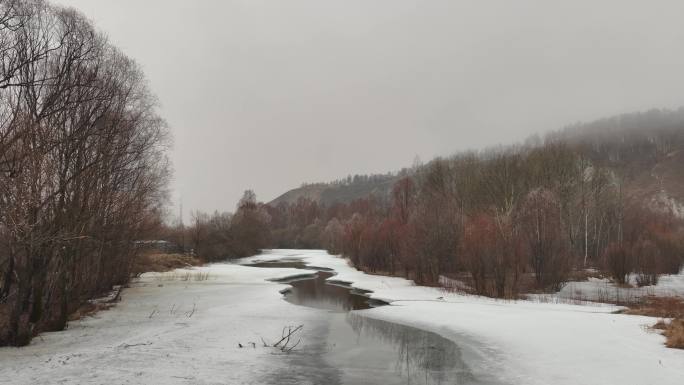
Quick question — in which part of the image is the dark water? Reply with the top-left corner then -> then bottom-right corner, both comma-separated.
247,261 -> 494,385
278,271 -> 383,311
247,260 -> 334,271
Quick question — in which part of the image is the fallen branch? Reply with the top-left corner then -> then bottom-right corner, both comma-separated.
273,325 -> 303,348
253,325 -> 305,353
283,338 -> 301,352
119,341 -> 152,349
185,302 -> 196,318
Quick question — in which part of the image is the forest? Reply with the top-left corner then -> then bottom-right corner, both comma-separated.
0,0 -> 169,346
1,1 -> 683,384
1,0 -> 683,350
183,109 -> 684,298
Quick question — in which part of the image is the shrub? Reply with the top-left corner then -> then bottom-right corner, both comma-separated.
664,319 -> 684,349
603,243 -> 632,284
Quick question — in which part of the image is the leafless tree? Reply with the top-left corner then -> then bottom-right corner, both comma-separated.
0,1 -> 169,346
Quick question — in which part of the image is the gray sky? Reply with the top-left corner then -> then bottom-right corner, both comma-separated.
53,0 -> 684,215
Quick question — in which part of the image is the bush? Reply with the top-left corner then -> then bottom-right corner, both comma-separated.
632,239 -> 660,287
665,319 -> 684,349
603,243 -> 632,284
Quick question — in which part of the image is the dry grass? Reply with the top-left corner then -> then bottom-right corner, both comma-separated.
628,296 -> 684,350
663,319 -> 684,349
626,296 -> 684,319
68,302 -> 115,321
155,270 -> 211,282
132,252 -> 202,276
568,268 -> 606,282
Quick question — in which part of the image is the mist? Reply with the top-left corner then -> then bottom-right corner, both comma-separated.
52,0 -> 684,214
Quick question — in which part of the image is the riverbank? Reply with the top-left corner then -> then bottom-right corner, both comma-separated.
0,262 -> 320,384
1,249 -> 682,384
244,250 -> 684,385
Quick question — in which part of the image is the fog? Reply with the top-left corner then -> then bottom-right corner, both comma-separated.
52,0 -> 684,215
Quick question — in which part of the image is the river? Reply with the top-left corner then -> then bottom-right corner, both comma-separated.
246,261 -> 490,385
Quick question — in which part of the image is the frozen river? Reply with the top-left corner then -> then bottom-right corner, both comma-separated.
247,262 -> 491,385
0,251 -> 496,385
1,250 -> 682,385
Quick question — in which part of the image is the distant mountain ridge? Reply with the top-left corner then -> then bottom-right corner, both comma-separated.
556,108 -> 684,218
271,108 -> 684,217
269,174 -> 401,207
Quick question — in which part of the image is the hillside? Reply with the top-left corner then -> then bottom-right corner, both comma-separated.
269,174 -> 401,207
271,108 -> 684,217
557,108 -> 684,217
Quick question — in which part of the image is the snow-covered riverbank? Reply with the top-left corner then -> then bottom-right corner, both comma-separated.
245,250 -> 684,385
1,249 -> 683,384
0,263 -> 323,384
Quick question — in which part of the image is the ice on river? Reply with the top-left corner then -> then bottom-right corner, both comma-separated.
1,249 -> 683,385
245,250 -> 684,385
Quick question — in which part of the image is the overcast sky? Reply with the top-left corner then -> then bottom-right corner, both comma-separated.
52,0 -> 684,216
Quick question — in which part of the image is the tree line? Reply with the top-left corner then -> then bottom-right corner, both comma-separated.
171,190 -> 271,262
0,0 -> 169,346
183,111 -> 684,300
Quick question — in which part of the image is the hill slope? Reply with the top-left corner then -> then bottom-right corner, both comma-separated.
271,108 -> 684,217
269,174 -> 401,207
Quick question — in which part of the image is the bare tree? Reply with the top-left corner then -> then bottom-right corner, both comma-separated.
0,1 -> 169,346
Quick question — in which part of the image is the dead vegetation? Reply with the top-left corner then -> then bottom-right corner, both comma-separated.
155,270 -> 211,282
68,286 -> 123,322
132,252 -> 203,276
239,324 -> 304,353
68,302 -> 115,322
627,296 -> 684,349
662,319 -> 684,349
626,296 -> 684,319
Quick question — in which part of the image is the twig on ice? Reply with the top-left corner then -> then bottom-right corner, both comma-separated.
273,325 -> 303,348
284,338 -> 301,352
185,302 -> 196,318
119,341 -> 152,349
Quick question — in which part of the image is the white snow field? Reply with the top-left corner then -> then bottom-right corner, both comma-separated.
1,249 -> 683,385
554,271 -> 684,303
0,262 -> 323,385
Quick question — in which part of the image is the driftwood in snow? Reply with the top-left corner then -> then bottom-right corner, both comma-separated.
241,324 -> 304,353
118,341 -> 152,349
273,325 -> 303,352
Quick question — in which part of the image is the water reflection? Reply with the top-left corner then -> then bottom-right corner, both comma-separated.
248,261 -> 489,385
281,271 -> 376,311
341,313 -> 477,384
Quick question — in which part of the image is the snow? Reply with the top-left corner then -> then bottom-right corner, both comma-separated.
244,250 -> 684,385
554,270 -> 684,303
1,249 -> 683,384
651,190 -> 684,219
0,263 -> 323,384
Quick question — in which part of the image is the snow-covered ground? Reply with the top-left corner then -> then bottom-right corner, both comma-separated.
244,250 -> 684,385
1,249 -> 683,385
554,270 -> 684,303
0,263 -> 324,384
